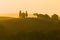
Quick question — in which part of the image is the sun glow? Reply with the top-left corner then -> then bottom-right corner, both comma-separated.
0,13 -> 18,18
0,0 -> 60,17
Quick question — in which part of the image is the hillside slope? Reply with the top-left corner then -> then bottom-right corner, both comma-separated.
0,18 -> 60,40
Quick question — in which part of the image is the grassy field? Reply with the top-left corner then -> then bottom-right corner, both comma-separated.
0,17 -> 60,40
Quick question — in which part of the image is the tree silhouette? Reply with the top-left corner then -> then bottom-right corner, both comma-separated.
19,10 -> 28,18
51,14 -> 58,22
33,13 -> 38,18
25,11 -> 28,18
19,10 -> 22,18
44,14 -> 50,20
37,14 -> 44,18
33,13 -> 38,16
33,13 -> 44,19
33,13 -> 51,20
21,12 -> 26,18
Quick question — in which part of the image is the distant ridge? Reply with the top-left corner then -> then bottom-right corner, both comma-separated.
0,16 -> 15,20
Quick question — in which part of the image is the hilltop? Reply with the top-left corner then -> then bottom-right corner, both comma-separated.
0,17 -> 60,40
0,17 -> 60,32
0,17 -> 15,20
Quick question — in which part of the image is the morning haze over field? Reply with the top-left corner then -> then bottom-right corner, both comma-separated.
0,0 -> 60,40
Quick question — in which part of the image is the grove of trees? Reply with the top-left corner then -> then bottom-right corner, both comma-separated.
19,10 -> 59,22
19,10 -> 28,18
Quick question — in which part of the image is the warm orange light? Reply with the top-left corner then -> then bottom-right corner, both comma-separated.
0,13 -> 18,18
0,0 -> 60,17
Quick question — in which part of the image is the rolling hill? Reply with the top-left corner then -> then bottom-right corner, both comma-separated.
0,17 -> 60,40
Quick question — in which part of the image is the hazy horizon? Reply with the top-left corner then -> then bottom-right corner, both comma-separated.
0,13 -> 37,18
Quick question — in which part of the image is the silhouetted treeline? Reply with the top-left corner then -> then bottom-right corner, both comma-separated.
19,10 -> 28,18
19,10 -> 59,22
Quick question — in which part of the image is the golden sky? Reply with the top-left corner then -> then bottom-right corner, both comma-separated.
0,0 -> 60,17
